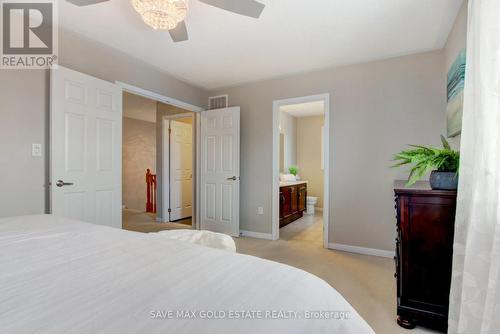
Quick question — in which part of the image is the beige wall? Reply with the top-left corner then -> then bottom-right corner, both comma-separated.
59,29 -> 207,108
0,29 -> 207,218
122,117 -> 156,212
210,50 -> 447,251
297,116 -> 325,209
444,0 -> 468,149
0,71 -> 49,217
444,1 -> 468,72
123,92 -> 157,123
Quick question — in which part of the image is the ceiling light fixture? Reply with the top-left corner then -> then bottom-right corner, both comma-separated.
132,0 -> 188,30
70,0 -> 265,43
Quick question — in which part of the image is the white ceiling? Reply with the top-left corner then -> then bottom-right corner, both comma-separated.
60,0 -> 463,90
281,101 -> 325,118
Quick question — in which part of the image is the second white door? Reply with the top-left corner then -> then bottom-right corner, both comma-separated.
200,107 -> 240,237
169,119 -> 193,221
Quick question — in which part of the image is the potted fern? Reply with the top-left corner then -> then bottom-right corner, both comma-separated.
288,166 -> 299,177
393,136 -> 460,190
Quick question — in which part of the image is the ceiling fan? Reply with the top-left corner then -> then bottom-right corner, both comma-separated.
66,0 -> 266,42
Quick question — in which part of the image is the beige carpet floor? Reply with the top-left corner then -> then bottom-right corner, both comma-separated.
122,210 -> 436,333
122,209 -> 192,233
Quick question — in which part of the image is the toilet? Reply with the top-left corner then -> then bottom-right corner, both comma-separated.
305,196 -> 318,215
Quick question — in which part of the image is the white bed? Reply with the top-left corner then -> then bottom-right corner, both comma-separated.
0,215 -> 374,334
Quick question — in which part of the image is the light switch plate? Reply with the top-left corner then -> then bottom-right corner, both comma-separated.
257,207 -> 264,215
32,143 -> 42,157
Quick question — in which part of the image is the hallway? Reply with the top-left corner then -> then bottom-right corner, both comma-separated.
122,209 -> 192,233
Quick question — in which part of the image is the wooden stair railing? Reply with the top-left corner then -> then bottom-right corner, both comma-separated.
146,169 -> 157,214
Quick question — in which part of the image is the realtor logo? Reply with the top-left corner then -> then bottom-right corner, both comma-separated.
1,0 -> 58,69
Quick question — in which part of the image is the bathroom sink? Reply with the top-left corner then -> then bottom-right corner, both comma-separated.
279,180 -> 308,187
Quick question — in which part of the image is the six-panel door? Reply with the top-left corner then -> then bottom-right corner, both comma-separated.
51,66 -> 122,228
200,107 -> 240,236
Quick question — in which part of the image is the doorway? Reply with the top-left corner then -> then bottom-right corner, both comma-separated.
121,92 -> 157,229
272,94 -> 330,248
121,90 -> 197,233
163,113 -> 195,225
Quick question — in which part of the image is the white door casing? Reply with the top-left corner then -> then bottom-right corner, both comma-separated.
51,66 -> 122,228
200,107 -> 240,236
169,119 -> 193,221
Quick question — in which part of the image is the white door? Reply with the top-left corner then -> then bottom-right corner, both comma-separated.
169,119 -> 193,221
200,107 -> 240,236
50,66 -> 122,228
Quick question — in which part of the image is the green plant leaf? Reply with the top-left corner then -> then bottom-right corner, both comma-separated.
288,166 -> 299,176
393,137 -> 460,186
391,160 -> 411,168
441,135 -> 451,150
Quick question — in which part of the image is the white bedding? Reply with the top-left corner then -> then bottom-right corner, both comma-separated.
0,215 -> 374,334
157,229 -> 237,252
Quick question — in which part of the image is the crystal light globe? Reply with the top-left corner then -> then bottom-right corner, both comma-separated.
132,0 -> 188,30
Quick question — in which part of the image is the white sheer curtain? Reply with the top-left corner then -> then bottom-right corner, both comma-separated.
448,0 -> 500,333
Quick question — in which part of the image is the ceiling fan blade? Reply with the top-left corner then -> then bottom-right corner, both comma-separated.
198,0 -> 265,18
169,21 -> 189,42
66,0 -> 109,6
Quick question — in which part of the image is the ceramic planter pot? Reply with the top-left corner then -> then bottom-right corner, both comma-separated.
429,171 -> 458,190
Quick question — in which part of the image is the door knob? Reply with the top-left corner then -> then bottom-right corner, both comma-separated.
226,176 -> 239,181
56,180 -> 74,187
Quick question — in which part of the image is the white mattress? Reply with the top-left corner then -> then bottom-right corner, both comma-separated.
0,215 -> 374,334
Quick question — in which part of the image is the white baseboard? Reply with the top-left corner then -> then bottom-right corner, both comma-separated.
328,243 -> 393,258
240,230 -> 274,240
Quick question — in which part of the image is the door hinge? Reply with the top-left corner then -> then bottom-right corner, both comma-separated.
168,208 -> 172,213
168,128 -> 172,134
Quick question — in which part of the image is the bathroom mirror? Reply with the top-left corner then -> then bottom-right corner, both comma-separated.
279,133 -> 285,173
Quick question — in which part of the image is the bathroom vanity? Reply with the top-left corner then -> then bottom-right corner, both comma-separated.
279,181 -> 307,228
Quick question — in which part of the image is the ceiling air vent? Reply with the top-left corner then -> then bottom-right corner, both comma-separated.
208,95 -> 229,110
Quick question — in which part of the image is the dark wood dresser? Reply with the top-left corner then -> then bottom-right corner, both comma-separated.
280,182 -> 307,228
394,181 -> 457,332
